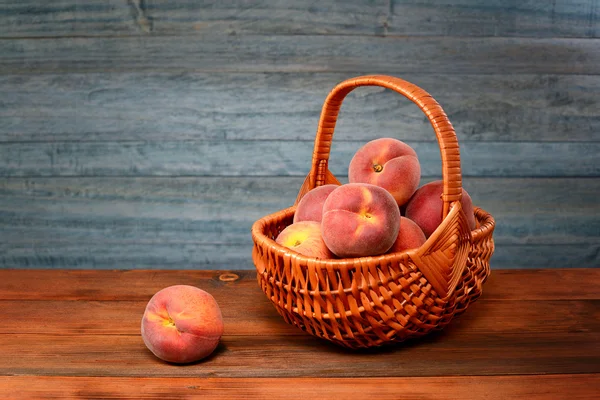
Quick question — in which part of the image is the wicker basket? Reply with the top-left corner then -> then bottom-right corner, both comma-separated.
251,75 -> 495,349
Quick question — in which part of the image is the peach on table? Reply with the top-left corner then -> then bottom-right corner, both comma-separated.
141,285 -> 224,364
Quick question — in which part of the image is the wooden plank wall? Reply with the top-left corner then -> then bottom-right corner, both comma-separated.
0,0 -> 598,270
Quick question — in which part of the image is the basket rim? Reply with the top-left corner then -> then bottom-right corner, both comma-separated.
251,200 -> 475,270
472,206 -> 495,242
253,206 -> 493,298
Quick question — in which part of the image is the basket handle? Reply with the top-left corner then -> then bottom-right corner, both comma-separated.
295,75 -> 462,219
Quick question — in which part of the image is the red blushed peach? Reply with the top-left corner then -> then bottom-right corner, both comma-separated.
388,216 -> 427,253
276,221 -> 335,259
404,180 -> 477,238
293,184 -> 338,223
321,183 -> 400,258
141,285 -> 224,364
348,138 -> 421,206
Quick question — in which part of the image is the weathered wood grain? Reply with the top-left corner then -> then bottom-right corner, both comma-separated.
1,268 -> 598,301
1,331 -> 598,377
1,1 -> 598,275
0,0 -> 389,37
2,72 -> 599,142
1,177 -> 598,269
1,177 -> 598,246
490,244 -> 600,270
0,177 -> 297,246
0,242 -> 251,269
2,375 -> 599,400
387,0 -> 600,38
1,141 -> 598,177
2,0 -> 598,38
0,0 -> 141,37
2,35 -> 599,74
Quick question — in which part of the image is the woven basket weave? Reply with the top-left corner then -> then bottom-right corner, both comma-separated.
252,75 -> 495,348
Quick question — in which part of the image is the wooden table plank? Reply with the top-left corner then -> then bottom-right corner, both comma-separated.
2,374 -> 599,400
0,299 -> 597,336
1,332 -> 598,378
0,268 -> 597,398
1,268 -> 598,301
0,269 -> 250,301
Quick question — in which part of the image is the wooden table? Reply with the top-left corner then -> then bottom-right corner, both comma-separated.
0,268 -> 598,399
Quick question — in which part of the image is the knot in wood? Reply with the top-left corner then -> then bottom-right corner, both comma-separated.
219,273 -> 239,282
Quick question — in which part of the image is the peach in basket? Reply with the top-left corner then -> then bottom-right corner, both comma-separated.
321,183 -> 400,258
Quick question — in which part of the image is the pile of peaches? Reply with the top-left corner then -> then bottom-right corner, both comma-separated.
277,138 -> 477,259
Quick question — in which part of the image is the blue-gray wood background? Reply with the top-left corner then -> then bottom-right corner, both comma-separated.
1,0 -> 599,270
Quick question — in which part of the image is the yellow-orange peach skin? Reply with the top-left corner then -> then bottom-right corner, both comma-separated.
141,285 -> 224,364
321,183 -> 400,258
348,138 -> 421,206
276,221 -> 334,259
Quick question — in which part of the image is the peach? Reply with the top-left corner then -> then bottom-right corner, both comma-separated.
293,184 -> 338,223
321,183 -> 400,258
348,138 -> 421,206
388,216 -> 427,253
404,180 -> 477,238
141,285 -> 224,364
276,221 -> 334,259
